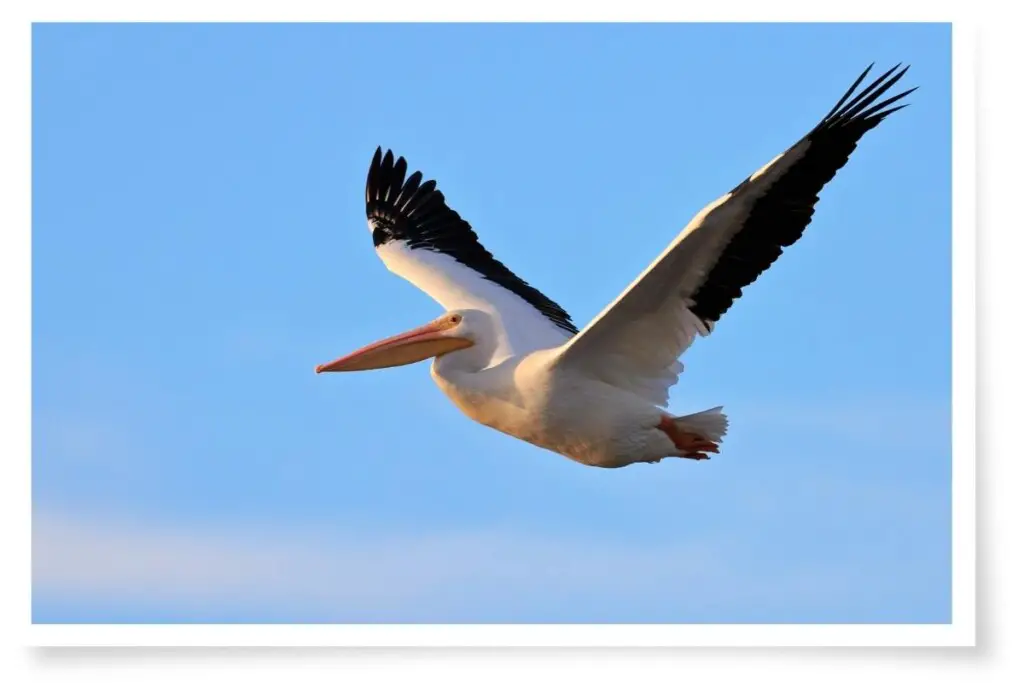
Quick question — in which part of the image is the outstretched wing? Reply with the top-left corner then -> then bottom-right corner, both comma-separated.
364,148 -> 578,357
551,64 -> 916,406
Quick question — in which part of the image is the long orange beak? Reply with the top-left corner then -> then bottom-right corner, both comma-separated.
315,319 -> 473,373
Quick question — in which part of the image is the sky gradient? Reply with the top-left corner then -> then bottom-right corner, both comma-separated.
32,22 -> 952,624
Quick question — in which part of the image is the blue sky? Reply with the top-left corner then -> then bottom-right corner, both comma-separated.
32,22 -> 951,624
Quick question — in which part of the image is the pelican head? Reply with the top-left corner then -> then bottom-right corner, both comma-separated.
315,310 -> 478,373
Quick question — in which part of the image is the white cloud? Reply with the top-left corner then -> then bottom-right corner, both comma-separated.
32,507 -> 735,622
33,499 -> 949,624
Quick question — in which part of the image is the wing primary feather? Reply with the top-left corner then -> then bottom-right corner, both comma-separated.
388,157 -> 407,203
857,87 -> 919,122
827,63 -> 904,122
831,66 -> 913,124
366,146 -> 383,204
820,62 -> 874,121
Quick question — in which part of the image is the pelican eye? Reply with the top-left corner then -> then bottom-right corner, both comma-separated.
448,314 -> 461,325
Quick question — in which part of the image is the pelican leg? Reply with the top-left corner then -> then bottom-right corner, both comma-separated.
675,432 -> 720,454
656,415 -> 720,459
679,452 -> 711,461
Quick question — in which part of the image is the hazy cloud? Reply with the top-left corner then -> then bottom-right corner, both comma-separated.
33,507 -> 733,622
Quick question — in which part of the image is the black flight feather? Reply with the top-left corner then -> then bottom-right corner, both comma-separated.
365,147 -> 579,335
691,63 -> 916,324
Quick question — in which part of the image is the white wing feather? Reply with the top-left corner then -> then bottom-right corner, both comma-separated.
374,238 -> 573,361
550,142 -> 809,406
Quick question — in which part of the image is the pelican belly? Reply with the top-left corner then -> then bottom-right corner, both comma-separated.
431,351 -> 677,468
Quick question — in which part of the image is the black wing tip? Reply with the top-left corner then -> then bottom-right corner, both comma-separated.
696,63 -> 916,323
364,147 -> 465,253
819,63 -> 916,129
369,145 -> 398,167
366,147 -> 434,220
360,147 -> 579,336
367,146 -> 402,179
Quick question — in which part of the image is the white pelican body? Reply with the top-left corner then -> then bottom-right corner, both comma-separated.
317,64 -> 915,468
431,347 -> 692,468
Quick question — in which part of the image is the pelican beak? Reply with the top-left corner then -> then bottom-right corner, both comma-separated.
315,318 -> 473,373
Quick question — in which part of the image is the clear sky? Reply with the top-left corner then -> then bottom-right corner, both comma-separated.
32,22 -> 951,624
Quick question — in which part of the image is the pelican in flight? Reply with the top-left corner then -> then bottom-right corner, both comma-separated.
317,64 -> 915,468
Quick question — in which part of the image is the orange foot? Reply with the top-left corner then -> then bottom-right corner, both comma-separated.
656,415 -> 721,460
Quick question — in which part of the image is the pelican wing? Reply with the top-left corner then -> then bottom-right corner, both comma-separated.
364,148 -> 577,357
552,64 -> 916,406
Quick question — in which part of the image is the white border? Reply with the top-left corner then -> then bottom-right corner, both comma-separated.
28,623 -> 970,648
9,6 -> 973,650
949,18 -> 976,645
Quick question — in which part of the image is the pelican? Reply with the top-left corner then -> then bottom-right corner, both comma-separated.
317,64 -> 916,468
